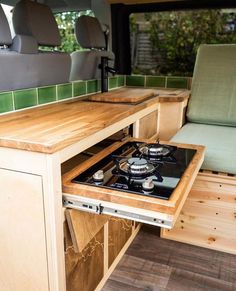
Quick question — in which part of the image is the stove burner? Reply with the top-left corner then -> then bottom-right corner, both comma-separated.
119,157 -> 155,175
112,156 -> 163,182
139,143 -> 174,157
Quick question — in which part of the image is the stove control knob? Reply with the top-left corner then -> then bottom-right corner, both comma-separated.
142,178 -> 154,191
93,170 -> 104,182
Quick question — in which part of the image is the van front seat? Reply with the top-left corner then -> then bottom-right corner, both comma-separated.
70,15 -> 115,81
12,0 -> 71,87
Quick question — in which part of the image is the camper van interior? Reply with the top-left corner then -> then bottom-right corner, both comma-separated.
0,0 -> 236,290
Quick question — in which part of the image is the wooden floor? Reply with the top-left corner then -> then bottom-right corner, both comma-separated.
102,225 -> 236,291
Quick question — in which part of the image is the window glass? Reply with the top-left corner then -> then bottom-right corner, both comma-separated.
55,10 -> 94,52
130,9 -> 236,76
1,4 -> 14,37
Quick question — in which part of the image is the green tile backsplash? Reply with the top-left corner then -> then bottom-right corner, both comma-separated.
166,77 -> 188,89
87,80 -> 99,94
118,75 -> 125,87
126,75 -> 145,87
146,76 -> 166,88
109,77 -> 118,89
73,81 -> 86,97
14,88 -> 37,110
57,83 -> 73,100
0,92 -> 14,113
0,74 -> 191,115
38,86 -> 56,104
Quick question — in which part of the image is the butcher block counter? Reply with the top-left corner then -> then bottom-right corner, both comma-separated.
0,87 -> 190,291
0,87 -> 189,156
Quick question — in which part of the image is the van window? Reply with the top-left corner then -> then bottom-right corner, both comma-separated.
130,9 -> 236,76
1,4 -> 14,37
55,10 -> 94,52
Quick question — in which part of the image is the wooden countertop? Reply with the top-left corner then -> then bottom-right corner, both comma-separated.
155,89 -> 190,102
0,88 -> 190,154
0,97 -> 159,154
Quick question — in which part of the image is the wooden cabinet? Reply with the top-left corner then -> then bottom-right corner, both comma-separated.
133,109 -> 158,139
0,169 -> 49,291
108,217 -> 133,267
158,98 -> 188,141
161,171 -> 236,255
64,211 -> 139,291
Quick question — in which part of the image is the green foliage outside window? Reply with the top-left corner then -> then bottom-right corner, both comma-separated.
131,10 -> 236,76
55,10 -> 94,53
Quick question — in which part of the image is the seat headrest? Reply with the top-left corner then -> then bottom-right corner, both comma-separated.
13,0 -> 61,47
75,15 -> 106,49
0,5 -> 12,46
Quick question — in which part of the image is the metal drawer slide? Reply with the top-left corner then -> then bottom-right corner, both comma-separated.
63,193 -> 172,228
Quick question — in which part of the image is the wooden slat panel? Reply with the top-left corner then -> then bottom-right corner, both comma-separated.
65,223 -> 104,291
108,217 -> 133,267
65,209 -> 109,253
162,172 -> 236,255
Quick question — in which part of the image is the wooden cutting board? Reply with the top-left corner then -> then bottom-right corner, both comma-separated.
88,88 -> 156,103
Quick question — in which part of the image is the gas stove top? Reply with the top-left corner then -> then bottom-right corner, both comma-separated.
72,141 -> 196,200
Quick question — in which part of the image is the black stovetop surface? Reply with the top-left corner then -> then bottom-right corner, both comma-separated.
72,141 -> 196,200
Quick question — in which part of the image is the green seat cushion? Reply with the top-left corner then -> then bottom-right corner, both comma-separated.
187,44 -> 236,126
171,123 -> 236,174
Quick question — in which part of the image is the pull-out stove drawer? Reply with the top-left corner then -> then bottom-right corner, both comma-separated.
62,139 -> 205,228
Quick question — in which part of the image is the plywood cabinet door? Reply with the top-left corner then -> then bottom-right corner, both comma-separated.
133,110 -> 158,139
0,169 -> 49,291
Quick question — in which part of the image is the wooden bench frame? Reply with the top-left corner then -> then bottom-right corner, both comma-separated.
161,170 -> 236,254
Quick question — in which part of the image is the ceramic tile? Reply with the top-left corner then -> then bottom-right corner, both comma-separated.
57,83 -> 72,100
14,88 -> 37,110
0,92 -> 14,113
126,75 -> 145,87
38,86 -> 56,104
146,76 -> 166,88
73,81 -> 86,97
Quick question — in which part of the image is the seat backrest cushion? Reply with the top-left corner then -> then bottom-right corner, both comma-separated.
70,50 -> 114,81
187,44 -> 236,126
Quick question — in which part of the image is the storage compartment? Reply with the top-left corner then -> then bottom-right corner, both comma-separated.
64,211 -> 139,291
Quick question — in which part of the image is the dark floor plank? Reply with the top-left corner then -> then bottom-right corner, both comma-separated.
103,279 -> 145,291
166,268 -> 236,291
126,225 -> 236,283
104,254 -> 171,291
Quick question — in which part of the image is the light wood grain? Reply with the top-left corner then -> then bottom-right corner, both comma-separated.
0,169 -> 49,291
161,171 -> 236,254
65,224 -> 104,291
0,96 -> 159,154
108,217 -> 133,267
87,88 -> 156,103
65,209 -> 109,253
135,110 -> 158,139
156,89 -> 190,103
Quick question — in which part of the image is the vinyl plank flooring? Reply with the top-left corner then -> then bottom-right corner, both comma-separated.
102,279 -> 145,291
127,225 -> 236,282
105,254 -> 171,291
103,225 -> 236,291
166,268 -> 235,291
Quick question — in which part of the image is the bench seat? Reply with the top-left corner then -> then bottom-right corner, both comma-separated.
171,123 -> 236,174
